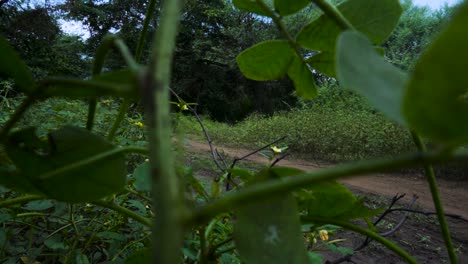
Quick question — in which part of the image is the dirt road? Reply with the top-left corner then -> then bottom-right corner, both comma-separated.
187,139 -> 468,219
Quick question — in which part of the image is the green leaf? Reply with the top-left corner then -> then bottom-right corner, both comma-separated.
274,0 -> 310,16
229,168 -> 254,183
296,0 -> 402,51
6,126 -> 126,203
133,162 -> 151,192
75,252 -> 90,264
0,167 -> 43,195
233,0 -> 270,16
0,36 -> 35,93
96,231 -> 127,242
23,200 -> 54,211
308,252 -> 323,263
336,31 -> 408,125
234,191 -> 310,264
125,248 -> 151,264
44,235 -> 68,250
237,40 -> 295,81
234,168 -> 309,263
287,55 -> 318,99
403,2 -> 468,146
127,199 -> 147,215
302,180 -> 379,220
183,170 -> 209,201
306,52 -> 336,77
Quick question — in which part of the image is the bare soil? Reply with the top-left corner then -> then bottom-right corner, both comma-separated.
186,139 -> 468,263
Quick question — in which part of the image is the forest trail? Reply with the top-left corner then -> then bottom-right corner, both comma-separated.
186,139 -> 468,219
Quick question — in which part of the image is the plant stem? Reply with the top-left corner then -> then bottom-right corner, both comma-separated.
189,149 -> 468,225
0,195 -> 43,208
39,146 -> 147,180
199,225 -> 207,264
107,100 -> 132,141
92,200 -> 151,227
0,94 -> 37,142
301,216 -> 417,264
143,0 -> 185,263
107,0 -> 158,141
135,0 -> 158,63
311,0 -> 354,30
86,99 -> 97,131
411,132 -> 457,263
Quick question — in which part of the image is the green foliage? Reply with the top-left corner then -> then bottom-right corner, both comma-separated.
336,31 -> 408,125
0,37 -> 35,93
234,170 -> 309,263
287,55 -> 318,98
237,40 -> 295,81
0,0 -> 467,263
4,126 -> 127,203
403,1 -> 468,146
274,0 -> 310,16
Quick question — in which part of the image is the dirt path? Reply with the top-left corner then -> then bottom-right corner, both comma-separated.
187,139 -> 468,219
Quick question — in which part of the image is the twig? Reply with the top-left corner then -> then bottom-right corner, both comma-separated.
328,195 -> 417,264
356,194 -> 416,251
216,148 -> 229,169
225,134 -> 288,190
379,195 -> 418,237
270,152 -> 290,167
170,89 -> 227,173
387,208 -> 468,223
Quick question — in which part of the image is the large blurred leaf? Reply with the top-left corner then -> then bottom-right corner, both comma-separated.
41,78 -> 137,99
274,0 -> 310,16
124,248 -> 151,264
234,194 -> 310,263
133,162 -> 151,192
336,31 -> 408,125
403,2 -> 468,146
233,0 -> 270,16
237,40 -> 295,81
303,181 -> 379,220
287,56 -> 318,99
0,167 -> 43,195
234,168 -> 309,264
297,0 -> 402,51
0,36 -> 35,93
6,126 -> 126,202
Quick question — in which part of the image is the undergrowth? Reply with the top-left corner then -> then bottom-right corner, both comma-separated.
178,87 -> 416,162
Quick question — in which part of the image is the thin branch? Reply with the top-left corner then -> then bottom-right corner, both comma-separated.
388,208 -> 468,223
92,200 -> 151,227
225,134 -> 288,190
379,195 -> 417,237
170,88 -> 227,173
302,216 -> 417,264
189,148 -> 468,226
271,152 -> 290,167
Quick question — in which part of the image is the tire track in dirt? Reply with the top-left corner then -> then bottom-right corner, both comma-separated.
186,139 -> 468,219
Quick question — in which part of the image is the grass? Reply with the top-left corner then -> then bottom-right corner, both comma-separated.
178,106 -> 416,163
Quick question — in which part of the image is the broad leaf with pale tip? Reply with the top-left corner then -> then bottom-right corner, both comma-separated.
237,40 -> 295,81
403,1 -> 468,146
336,31 -> 408,125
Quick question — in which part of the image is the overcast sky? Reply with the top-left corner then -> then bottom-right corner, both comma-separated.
412,0 -> 461,8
